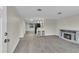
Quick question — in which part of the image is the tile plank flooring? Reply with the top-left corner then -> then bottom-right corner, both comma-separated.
14,32 -> 79,53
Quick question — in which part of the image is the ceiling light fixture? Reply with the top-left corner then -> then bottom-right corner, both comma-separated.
37,9 -> 42,11
58,12 -> 62,14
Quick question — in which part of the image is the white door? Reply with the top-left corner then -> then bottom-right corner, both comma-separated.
1,6 -> 8,53
1,6 -> 23,53
7,6 -> 23,53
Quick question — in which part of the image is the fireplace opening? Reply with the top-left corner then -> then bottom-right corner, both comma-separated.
64,33 -> 71,40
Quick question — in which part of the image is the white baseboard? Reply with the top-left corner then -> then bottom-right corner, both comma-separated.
10,33 -> 25,53
10,38 -> 20,53
10,32 -> 25,53
19,34 -> 24,38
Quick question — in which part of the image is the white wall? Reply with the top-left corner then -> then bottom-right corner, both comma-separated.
25,23 -> 34,32
56,15 -> 79,35
44,16 -> 79,36
44,19 -> 57,36
25,19 -> 57,36
19,19 -> 26,38
7,7 -> 25,53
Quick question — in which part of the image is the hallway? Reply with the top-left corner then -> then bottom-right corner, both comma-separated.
14,32 -> 79,53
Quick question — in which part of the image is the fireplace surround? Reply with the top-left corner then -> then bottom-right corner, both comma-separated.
64,33 -> 71,40
60,29 -> 79,44
60,30 -> 76,41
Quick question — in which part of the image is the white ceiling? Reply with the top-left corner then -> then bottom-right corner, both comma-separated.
15,6 -> 79,20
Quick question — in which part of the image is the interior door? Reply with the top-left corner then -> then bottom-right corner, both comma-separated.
1,6 -> 8,53
7,6 -> 22,53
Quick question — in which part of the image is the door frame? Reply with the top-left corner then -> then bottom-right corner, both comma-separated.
1,6 -> 8,53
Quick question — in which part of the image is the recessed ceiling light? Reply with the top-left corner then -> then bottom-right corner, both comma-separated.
58,12 -> 62,14
37,9 -> 42,11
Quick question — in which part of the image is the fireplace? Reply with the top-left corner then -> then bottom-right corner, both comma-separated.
64,33 -> 71,40
60,30 -> 76,41
59,29 -> 79,44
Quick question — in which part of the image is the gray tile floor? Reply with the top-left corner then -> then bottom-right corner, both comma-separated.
14,32 -> 79,53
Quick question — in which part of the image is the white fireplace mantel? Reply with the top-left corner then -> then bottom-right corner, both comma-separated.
60,29 -> 79,44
